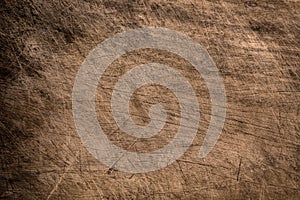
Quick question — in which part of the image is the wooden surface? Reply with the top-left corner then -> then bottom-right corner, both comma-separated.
0,0 -> 299,199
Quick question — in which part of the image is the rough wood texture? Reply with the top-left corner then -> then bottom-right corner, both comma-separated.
0,0 -> 299,199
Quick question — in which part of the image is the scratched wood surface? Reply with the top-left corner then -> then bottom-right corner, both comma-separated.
0,0 -> 299,199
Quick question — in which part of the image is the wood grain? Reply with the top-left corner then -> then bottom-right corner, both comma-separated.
0,0 -> 299,199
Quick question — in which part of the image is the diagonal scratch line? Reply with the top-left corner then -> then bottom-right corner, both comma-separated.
46,152 -> 79,200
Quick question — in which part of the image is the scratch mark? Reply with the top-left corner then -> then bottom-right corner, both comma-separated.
46,152 -> 79,200
237,158 -> 242,181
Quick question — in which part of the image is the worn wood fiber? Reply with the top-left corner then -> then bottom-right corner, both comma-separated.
0,0 -> 299,199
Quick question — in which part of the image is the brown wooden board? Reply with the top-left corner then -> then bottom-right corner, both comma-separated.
0,0 -> 299,199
